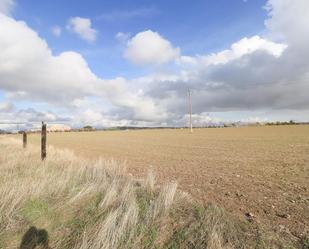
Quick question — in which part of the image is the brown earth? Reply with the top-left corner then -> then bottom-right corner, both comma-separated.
25,125 -> 309,240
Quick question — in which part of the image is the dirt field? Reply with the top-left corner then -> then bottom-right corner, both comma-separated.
26,125 -> 309,239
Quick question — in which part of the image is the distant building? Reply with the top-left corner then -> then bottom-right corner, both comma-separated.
47,124 -> 71,132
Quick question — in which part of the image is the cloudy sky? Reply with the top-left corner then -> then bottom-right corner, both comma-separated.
0,0 -> 308,129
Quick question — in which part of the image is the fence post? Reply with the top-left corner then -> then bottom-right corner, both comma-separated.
41,122 -> 47,160
23,132 -> 27,148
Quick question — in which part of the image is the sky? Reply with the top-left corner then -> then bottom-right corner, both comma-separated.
0,0 -> 309,130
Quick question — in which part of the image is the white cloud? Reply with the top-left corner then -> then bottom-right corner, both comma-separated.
115,32 -> 130,42
51,25 -> 61,37
0,102 -> 14,112
0,107 -> 65,129
0,0 -> 15,15
0,14 -> 169,125
1,0 -> 309,128
178,36 -> 287,67
124,30 -> 180,65
205,35 -> 287,62
138,0 -> 309,123
265,0 -> 309,46
66,17 -> 97,43
0,14 -> 97,102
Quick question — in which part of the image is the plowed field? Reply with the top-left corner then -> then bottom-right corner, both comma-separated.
26,125 -> 309,238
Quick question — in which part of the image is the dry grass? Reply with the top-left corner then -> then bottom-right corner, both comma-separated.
0,136 -> 302,248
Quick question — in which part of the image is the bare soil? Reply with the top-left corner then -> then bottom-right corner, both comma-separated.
26,125 -> 309,239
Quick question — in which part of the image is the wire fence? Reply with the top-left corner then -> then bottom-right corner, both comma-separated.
0,122 -> 48,160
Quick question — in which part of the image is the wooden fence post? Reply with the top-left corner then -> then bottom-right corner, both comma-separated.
41,122 -> 47,160
23,132 -> 27,148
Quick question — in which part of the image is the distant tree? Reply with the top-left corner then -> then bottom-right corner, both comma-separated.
83,125 -> 93,129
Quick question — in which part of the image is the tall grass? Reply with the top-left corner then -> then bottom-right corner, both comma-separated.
0,136 -> 298,248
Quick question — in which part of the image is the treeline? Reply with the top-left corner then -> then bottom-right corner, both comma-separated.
265,120 -> 305,126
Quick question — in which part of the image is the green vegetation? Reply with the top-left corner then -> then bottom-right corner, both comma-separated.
266,120 -> 297,125
20,198 -> 50,221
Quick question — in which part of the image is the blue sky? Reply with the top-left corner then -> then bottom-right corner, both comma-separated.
0,0 -> 309,129
14,0 -> 267,79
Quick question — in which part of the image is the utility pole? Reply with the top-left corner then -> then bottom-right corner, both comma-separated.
188,89 -> 193,133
